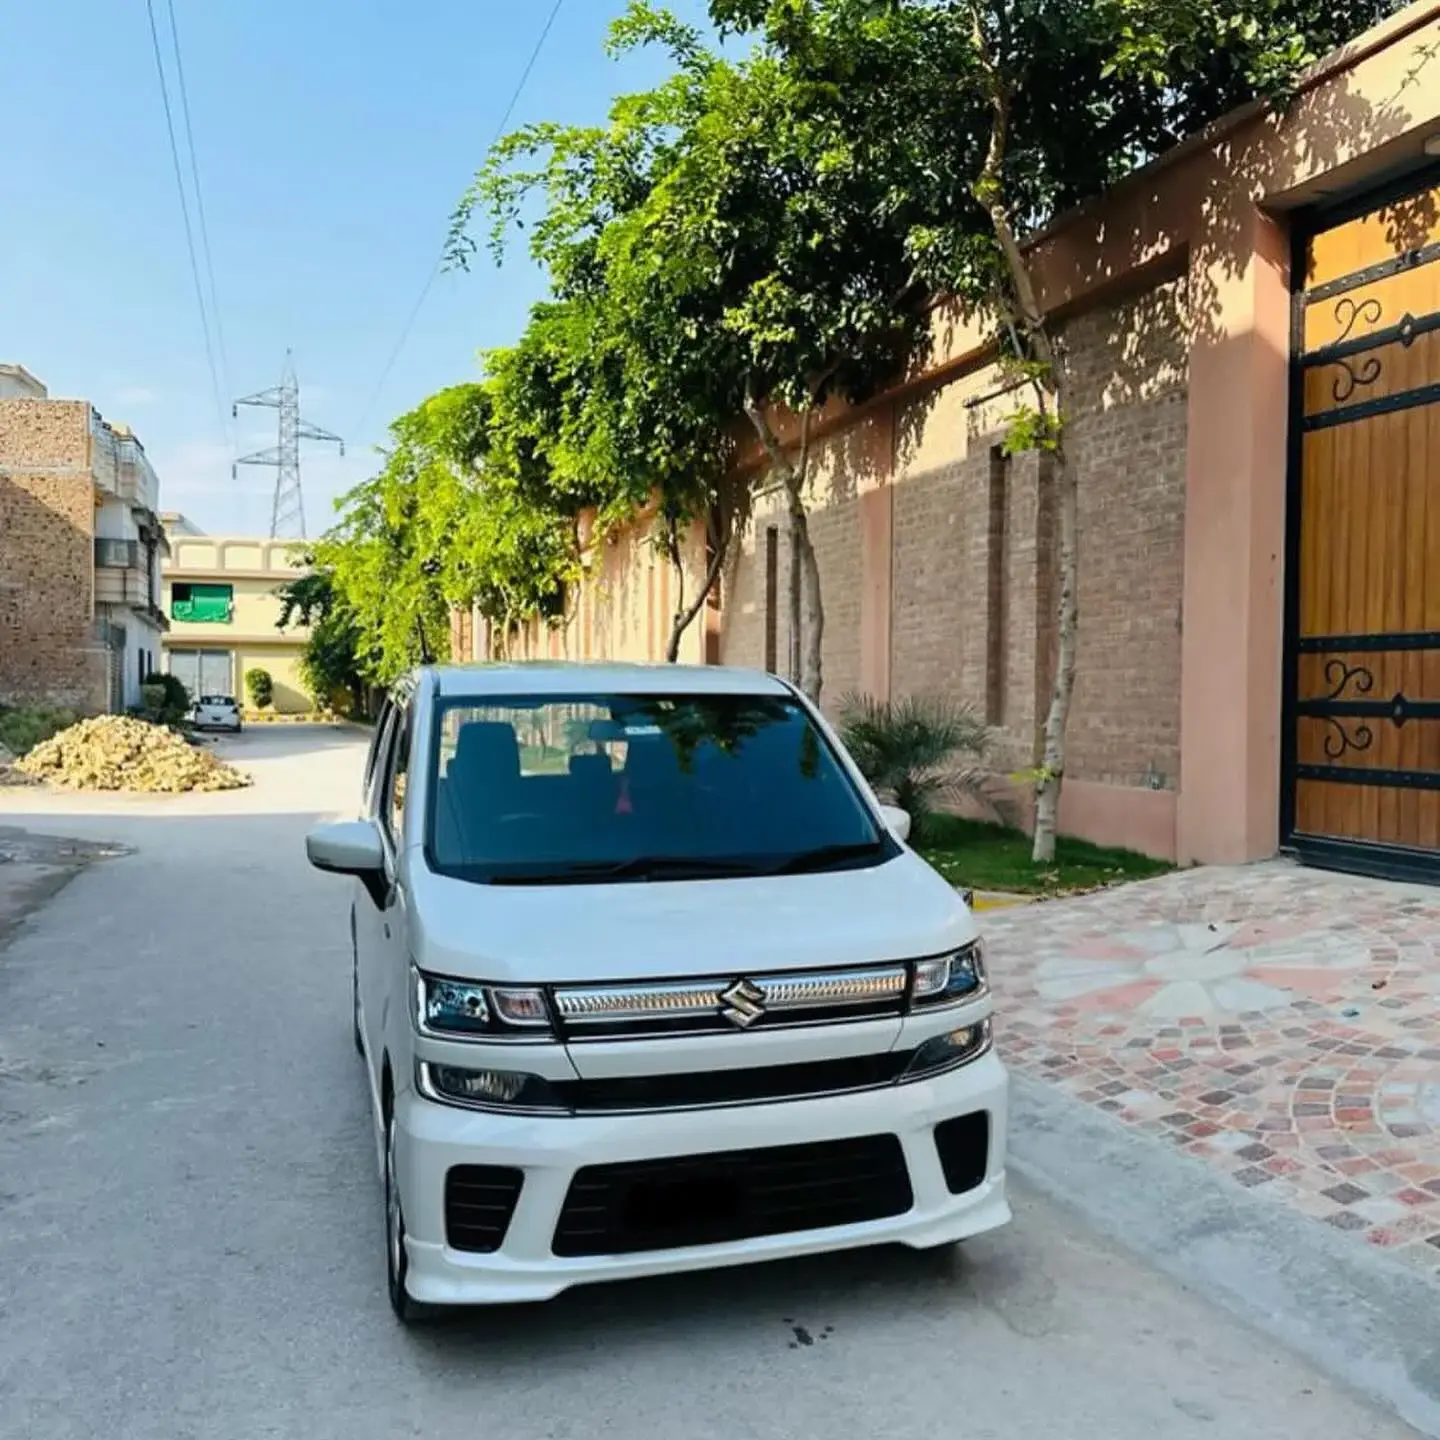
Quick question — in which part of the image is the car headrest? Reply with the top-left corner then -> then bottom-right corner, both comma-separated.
450,720 -> 521,784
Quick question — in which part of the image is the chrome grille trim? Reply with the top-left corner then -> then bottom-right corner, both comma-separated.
553,964 -> 908,1026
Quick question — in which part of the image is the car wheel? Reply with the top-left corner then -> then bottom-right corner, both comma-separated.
384,1111 -> 431,1325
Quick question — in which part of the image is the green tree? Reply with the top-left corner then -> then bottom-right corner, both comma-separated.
278,568 -> 367,715
709,0 -> 1395,859
309,383 -> 577,681
455,5 -> 936,694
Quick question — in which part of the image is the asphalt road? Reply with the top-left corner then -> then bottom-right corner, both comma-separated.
0,727 -> 1419,1439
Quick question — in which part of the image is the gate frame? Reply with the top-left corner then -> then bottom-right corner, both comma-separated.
1280,155 -> 1440,883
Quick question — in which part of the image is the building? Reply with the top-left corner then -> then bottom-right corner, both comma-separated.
159,519 -> 314,712
458,4 -> 1440,883
0,368 -> 168,713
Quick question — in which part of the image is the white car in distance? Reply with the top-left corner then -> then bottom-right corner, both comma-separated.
191,694 -> 242,733
306,663 -> 1010,1322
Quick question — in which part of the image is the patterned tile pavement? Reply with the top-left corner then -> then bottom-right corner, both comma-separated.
983,861 -> 1440,1283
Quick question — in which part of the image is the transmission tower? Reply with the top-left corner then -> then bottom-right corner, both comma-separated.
232,351 -> 344,539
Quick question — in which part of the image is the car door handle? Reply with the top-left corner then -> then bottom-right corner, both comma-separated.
383,922 -> 391,940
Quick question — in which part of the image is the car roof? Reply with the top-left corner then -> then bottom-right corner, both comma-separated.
428,661 -> 792,700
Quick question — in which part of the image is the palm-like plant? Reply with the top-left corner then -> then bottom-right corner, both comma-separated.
838,693 -> 1007,840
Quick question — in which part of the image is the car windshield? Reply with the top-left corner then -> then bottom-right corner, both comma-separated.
426,692 -> 890,884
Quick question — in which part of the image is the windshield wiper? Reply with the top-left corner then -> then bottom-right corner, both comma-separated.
486,855 -> 762,886
764,841 -> 888,876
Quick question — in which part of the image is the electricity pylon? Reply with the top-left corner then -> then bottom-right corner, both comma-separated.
233,350 -> 344,539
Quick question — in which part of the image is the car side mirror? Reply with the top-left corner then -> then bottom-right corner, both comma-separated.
307,819 -> 386,885
879,804 -> 912,844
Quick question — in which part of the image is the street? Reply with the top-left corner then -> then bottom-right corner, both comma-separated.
0,728 -> 1420,1439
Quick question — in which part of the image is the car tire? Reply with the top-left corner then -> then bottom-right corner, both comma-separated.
384,1110 -> 433,1325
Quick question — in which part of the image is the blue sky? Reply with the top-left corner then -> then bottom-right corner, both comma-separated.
1,0 -> 710,536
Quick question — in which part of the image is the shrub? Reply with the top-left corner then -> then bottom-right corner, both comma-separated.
837,693 -> 1009,841
140,684 -> 167,722
245,668 -> 274,710
0,703 -> 77,758
143,672 -> 191,726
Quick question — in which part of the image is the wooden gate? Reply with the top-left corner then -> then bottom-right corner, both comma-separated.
1284,170 -> 1440,879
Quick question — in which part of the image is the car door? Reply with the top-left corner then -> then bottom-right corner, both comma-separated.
362,696 -> 414,1098
353,701 -> 399,1097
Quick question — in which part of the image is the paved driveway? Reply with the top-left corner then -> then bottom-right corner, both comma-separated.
986,864 -> 1440,1273
0,729 -> 1422,1438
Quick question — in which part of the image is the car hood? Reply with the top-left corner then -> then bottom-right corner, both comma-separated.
404,851 -> 976,984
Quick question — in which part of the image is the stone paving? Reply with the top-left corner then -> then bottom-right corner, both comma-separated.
984,860 -> 1440,1283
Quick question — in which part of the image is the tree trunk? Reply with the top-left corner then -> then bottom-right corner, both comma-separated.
1033,438 -> 1077,863
972,63 -> 1076,864
744,389 -> 825,702
786,473 -> 824,701
664,515 -> 730,663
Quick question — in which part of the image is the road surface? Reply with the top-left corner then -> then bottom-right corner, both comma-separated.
0,727 -> 1420,1439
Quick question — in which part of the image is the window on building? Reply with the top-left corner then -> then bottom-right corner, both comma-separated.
171,582 -> 233,623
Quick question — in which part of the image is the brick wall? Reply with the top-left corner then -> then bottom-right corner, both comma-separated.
1058,275 -> 1189,789
0,398 -> 90,468
0,467 -> 107,713
450,271 -> 1190,853
487,512 -> 712,667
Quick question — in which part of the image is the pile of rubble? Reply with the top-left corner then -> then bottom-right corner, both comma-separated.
16,716 -> 250,794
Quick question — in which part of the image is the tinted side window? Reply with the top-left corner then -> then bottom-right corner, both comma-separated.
366,707 -> 398,817
387,707 -> 412,843
363,698 -> 395,802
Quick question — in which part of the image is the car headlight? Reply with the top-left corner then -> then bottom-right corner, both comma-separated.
412,968 -> 552,1038
901,1019 -> 993,1080
416,1060 -> 568,1114
910,941 -> 986,1006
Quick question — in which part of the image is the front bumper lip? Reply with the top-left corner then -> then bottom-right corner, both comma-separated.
392,1048 -> 1010,1305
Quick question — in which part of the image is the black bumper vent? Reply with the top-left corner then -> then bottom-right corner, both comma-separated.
444,1165 -> 524,1254
933,1112 -> 990,1195
552,1134 -> 913,1258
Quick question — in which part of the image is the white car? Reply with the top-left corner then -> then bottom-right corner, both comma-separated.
191,694 -> 242,732
306,663 -> 1010,1322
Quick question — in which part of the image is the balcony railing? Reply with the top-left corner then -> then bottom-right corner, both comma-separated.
117,435 -> 159,506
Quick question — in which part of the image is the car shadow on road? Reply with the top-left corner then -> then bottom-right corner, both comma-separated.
401,1237 -> 1004,1365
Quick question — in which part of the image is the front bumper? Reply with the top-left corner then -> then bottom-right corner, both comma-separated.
393,1048 -> 1010,1305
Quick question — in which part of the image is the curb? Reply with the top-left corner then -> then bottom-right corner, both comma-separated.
1009,1071 -> 1440,1436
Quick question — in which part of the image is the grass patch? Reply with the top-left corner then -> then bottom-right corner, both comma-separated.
914,813 -> 1172,897
0,704 -> 76,758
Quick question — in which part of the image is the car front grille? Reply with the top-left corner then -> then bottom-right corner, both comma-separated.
933,1112 -> 990,1195
551,1134 -> 913,1257
444,1165 -> 525,1253
551,963 -> 908,1039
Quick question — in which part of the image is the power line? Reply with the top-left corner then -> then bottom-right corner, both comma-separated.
350,0 -> 566,439
165,0 -> 231,407
144,0 -> 228,435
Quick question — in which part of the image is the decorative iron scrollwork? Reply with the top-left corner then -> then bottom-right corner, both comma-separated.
1332,356 -> 1382,402
1321,658 -> 1374,701
1334,295 -> 1383,343
1323,719 -> 1374,760
1329,298 -> 1386,402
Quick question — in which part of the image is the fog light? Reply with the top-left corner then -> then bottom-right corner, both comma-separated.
417,1061 -> 567,1112
902,1019 -> 992,1080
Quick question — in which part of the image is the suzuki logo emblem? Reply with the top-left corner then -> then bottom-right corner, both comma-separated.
718,978 -> 767,1029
